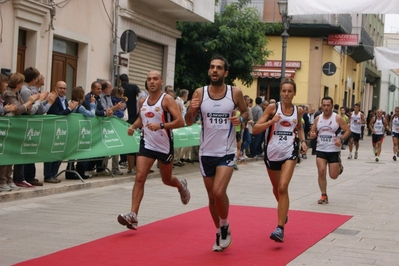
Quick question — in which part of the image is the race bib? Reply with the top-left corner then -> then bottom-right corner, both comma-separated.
274,131 -> 293,145
206,112 -> 230,129
319,134 -> 333,142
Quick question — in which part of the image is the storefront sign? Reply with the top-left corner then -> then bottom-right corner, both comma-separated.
327,34 -> 358,46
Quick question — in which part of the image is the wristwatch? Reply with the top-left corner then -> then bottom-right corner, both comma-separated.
239,116 -> 244,123
160,123 -> 165,129
340,137 -> 345,143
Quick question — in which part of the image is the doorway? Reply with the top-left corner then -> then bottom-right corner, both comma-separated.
51,38 -> 78,99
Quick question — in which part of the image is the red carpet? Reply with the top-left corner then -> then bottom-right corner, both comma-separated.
16,205 -> 351,266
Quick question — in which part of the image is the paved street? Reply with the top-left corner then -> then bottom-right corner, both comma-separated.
1,135 -> 399,265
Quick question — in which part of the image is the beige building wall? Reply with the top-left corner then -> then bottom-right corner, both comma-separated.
5,0 -> 114,90
0,0 -> 215,93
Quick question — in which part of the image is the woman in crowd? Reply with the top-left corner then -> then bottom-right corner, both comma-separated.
2,73 -> 39,188
70,86 -> 96,116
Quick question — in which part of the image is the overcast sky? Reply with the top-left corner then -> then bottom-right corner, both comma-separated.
385,14 -> 399,33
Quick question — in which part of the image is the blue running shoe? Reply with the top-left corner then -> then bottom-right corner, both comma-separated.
270,227 -> 284,243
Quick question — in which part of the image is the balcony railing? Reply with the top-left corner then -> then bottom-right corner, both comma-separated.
360,28 -> 374,55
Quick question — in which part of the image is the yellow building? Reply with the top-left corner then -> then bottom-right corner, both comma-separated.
239,36 -> 360,110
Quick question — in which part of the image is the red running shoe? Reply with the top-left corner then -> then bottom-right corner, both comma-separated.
15,181 -> 35,188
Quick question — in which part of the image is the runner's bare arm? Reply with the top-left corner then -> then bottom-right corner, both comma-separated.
252,103 -> 277,135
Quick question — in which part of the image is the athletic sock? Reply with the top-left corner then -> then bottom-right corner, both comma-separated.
278,225 -> 284,230
219,218 -> 229,227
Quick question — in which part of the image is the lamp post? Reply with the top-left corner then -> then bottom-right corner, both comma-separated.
278,0 -> 292,84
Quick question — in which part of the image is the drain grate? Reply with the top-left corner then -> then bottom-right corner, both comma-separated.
333,228 -> 360,236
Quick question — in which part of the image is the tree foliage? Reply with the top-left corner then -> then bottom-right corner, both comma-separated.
174,0 -> 280,91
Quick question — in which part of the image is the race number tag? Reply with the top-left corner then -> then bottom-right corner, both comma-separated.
274,131 -> 292,145
206,112 -> 230,129
319,135 -> 332,143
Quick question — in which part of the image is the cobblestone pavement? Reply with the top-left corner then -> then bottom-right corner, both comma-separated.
1,135 -> 399,265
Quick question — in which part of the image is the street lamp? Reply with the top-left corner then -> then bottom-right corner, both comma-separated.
278,0 -> 292,84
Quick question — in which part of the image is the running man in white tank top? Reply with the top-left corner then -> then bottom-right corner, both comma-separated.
368,109 -> 388,162
253,78 -> 308,244
117,70 -> 190,231
185,55 -> 248,252
390,107 -> 399,161
310,97 -> 351,205
347,103 -> 366,159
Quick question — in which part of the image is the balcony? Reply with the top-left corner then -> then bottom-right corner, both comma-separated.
261,0 -> 352,36
288,14 -> 353,37
261,13 -> 353,37
349,28 -> 374,63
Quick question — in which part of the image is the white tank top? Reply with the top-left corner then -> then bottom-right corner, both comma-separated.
373,117 -> 385,135
350,112 -> 362,134
265,102 -> 298,161
316,112 -> 341,152
140,93 -> 172,154
392,116 -> 399,133
199,85 -> 236,157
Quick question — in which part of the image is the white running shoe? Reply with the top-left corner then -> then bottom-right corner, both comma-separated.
179,178 -> 190,205
219,225 -> 232,249
7,183 -> 20,191
0,183 -> 12,192
117,212 -> 138,230
212,233 -> 223,252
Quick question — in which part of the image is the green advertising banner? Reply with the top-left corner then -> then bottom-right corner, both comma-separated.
0,114 -> 200,165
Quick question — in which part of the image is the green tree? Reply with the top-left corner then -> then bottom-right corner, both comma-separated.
174,0 -> 280,91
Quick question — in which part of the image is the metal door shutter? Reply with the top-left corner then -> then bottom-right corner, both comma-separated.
128,38 -> 164,88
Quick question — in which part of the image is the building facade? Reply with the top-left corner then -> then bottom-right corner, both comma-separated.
379,33 -> 399,113
0,0 -> 215,97
223,0 -> 384,113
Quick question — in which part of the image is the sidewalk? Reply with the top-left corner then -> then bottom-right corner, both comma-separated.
1,135 -> 399,265
0,160 -> 192,203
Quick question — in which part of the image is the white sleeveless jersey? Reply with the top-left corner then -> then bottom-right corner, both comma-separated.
265,102 -> 298,161
373,117 -> 385,135
316,112 -> 341,152
140,93 -> 172,154
199,85 -> 236,157
392,116 -> 399,133
350,112 -> 362,134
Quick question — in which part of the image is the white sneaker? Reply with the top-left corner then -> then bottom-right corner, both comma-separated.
88,170 -> 96,176
7,183 -> 20,191
127,169 -> 136,175
354,151 -> 358,159
0,183 -> 12,192
112,169 -> 124,175
84,171 -> 93,178
117,212 -> 138,230
179,178 -> 190,205
219,225 -> 232,249
212,233 -> 223,252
